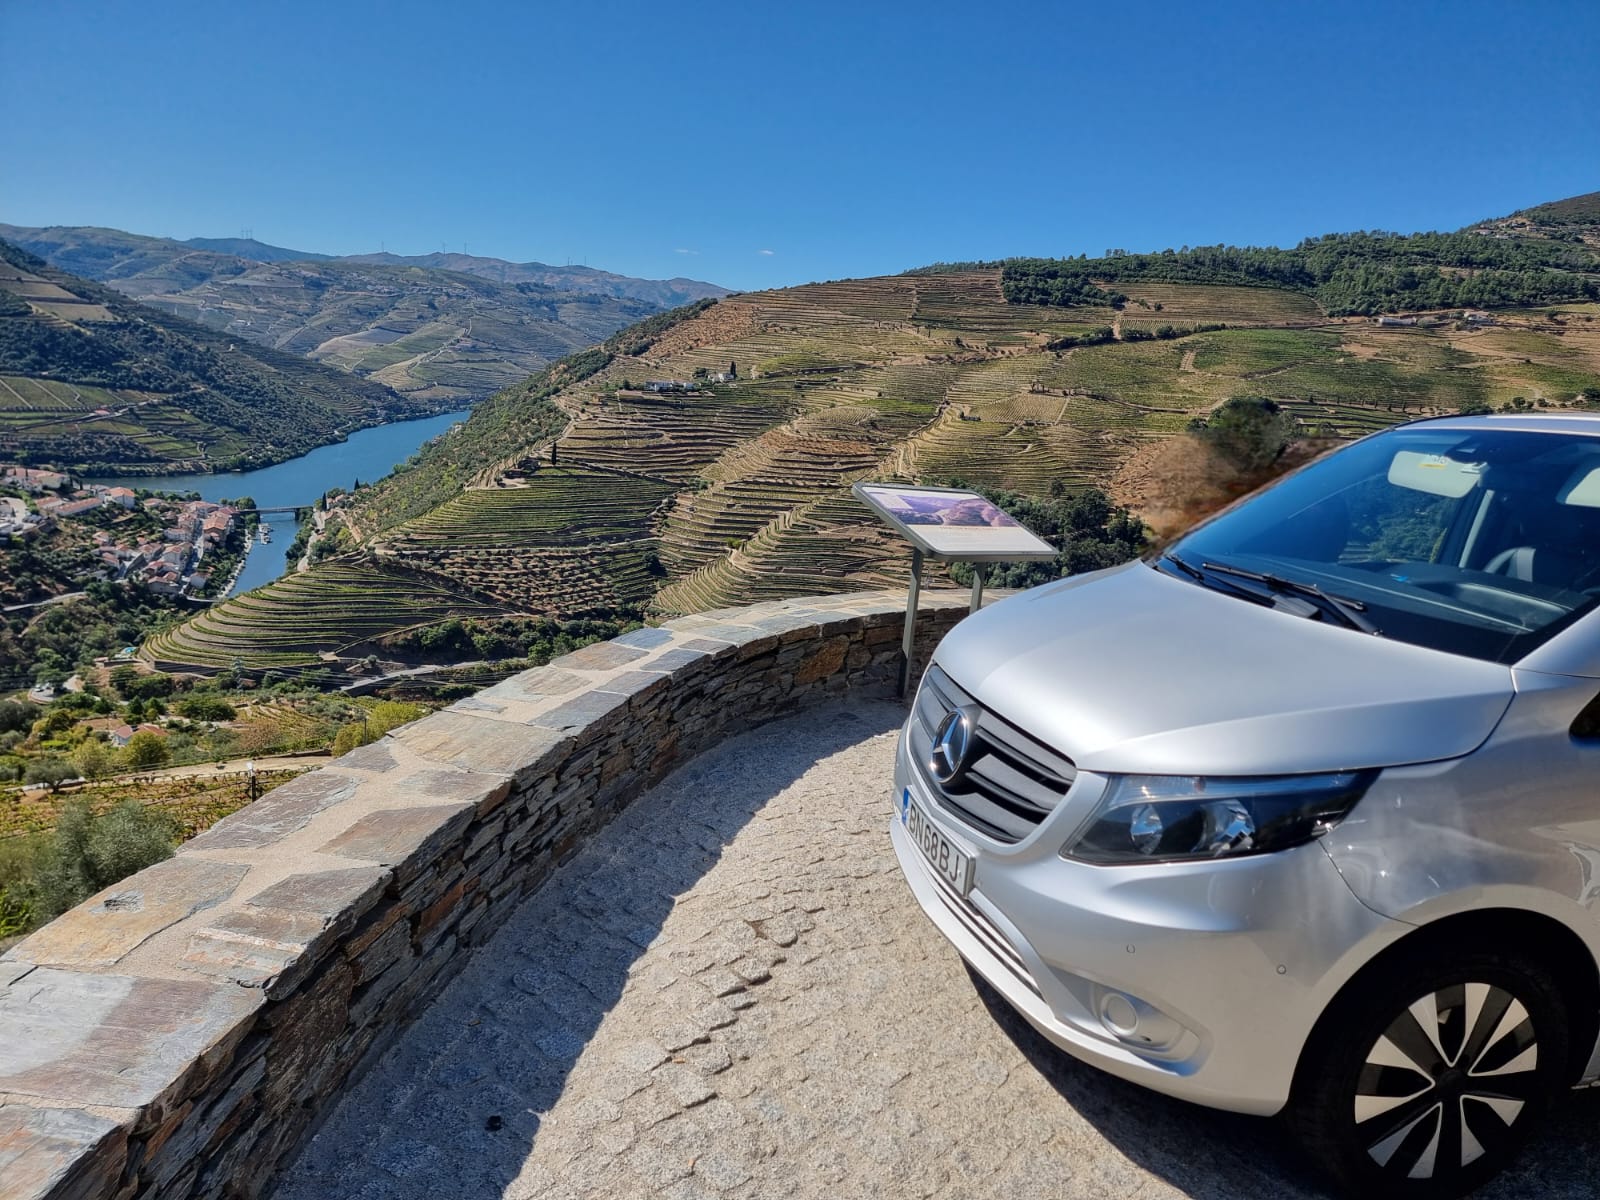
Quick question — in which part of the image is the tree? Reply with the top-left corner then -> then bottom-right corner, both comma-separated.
176,695 -> 236,722
0,699 -> 37,734
124,730 -> 170,769
72,740 -> 115,781
25,756 -> 76,792
1188,395 -> 1297,474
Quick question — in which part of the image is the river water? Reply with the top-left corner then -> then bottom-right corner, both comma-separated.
90,410 -> 470,597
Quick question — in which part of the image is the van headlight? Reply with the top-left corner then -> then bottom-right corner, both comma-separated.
1061,770 -> 1377,864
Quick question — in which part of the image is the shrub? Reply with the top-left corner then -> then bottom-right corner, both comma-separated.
333,700 -> 430,756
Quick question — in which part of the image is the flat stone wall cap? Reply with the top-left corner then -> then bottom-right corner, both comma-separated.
245,865 -> 391,921
470,667 -> 587,707
593,669 -> 671,701
7,858 -> 248,971
752,610 -> 823,634
637,646 -> 721,675
685,622 -> 765,646
613,627 -> 674,650
551,641 -> 648,672
0,1104 -> 128,1200
0,967 -> 260,1111
317,803 -> 475,878
181,771 -> 362,853
181,908 -> 339,992
329,741 -> 398,773
369,767 -> 514,813
389,710 -> 568,776
527,689 -> 628,732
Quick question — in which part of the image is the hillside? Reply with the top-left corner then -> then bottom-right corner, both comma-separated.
0,224 -> 728,403
147,213 -> 1600,674
0,239 -> 453,473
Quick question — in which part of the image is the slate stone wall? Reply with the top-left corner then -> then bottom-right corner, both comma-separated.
0,591 -> 968,1200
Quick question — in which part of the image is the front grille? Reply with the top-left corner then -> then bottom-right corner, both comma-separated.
911,665 -> 1076,844
924,861 -> 1042,998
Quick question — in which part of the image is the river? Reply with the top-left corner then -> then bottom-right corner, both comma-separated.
90,410 -> 470,597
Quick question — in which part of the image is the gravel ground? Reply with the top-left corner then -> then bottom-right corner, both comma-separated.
272,701 -> 1600,1200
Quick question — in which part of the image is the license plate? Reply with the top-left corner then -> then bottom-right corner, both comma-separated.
902,788 -> 974,896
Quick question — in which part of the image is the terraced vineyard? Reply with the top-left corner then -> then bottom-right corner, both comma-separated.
376,466 -> 674,614
144,562 -> 510,669
150,261 -> 1600,673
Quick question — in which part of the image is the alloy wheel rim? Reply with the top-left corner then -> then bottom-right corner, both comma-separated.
1353,981 -> 1540,1180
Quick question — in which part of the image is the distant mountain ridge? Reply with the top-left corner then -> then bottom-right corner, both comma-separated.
338,252 -> 727,308
0,223 -> 726,404
0,224 -> 727,306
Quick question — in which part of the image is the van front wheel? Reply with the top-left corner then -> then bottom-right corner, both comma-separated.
1288,948 -> 1568,1199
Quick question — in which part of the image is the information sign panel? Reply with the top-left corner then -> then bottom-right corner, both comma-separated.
852,483 -> 1056,562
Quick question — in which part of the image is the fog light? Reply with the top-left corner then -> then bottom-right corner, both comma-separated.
1094,987 -> 1184,1050
1099,992 -> 1139,1036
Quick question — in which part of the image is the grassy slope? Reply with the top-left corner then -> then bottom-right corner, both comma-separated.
0,240 -> 449,474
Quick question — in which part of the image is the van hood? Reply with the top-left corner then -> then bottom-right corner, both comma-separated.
934,561 -> 1515,775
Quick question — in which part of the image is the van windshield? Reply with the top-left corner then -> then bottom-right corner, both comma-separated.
1163,423 -> 1600,664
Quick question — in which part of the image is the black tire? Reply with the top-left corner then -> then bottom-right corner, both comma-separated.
1287,946 -> 1569,1199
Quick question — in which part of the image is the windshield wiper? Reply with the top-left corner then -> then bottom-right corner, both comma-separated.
1159,552 -> 1292,610
1159,552 -> 1206,582
1200,561 -> 1382,635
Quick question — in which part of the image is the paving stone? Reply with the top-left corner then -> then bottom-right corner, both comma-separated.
612,1038 -> 670,1073
658,1065 -> 717,1108
680,1043 -> 732,1075
694,1149 -> 753,1191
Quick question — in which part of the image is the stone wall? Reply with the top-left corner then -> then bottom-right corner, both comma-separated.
0,591 -> 968,1200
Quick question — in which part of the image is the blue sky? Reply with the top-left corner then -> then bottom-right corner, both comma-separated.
1,0 -> 1595,292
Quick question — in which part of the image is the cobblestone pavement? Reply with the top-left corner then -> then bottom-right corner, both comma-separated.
274,702 -> 1600,1200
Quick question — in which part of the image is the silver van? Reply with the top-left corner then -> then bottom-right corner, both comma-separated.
891,414 -> 1600,1198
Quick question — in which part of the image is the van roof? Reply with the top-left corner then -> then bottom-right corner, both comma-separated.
1398,412 -> 1600,438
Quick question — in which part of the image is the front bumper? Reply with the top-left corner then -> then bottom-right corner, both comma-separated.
890,730 -> 1408,1115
